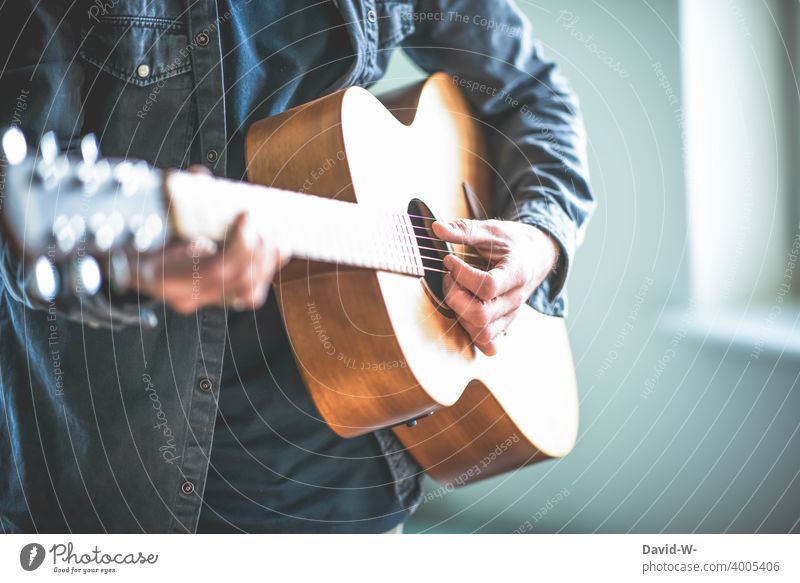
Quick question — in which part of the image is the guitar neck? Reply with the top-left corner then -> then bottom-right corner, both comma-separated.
165,171 -> 426,277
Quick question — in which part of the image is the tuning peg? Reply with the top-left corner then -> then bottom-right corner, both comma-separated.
74,256 -> 102,296
80,134 -> 99,165
52,213 -> 87,254
31,256 -> 59,302
57,255 -> 102,298
40,131 -> 58,164
109,249 -> 132,294
133,213 -> 164,251
140,309 -> 158,329
1,127 -> 27,165
77,134 -> 103,189
37,131 -> 71,189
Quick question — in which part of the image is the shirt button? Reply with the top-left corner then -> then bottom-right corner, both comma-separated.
195,32 -> 209,47
367,9 -> 377,23
136,64 -> 150,79
198,378 -> 213,392
205,149 -> 218,163
181,481 -> 195,495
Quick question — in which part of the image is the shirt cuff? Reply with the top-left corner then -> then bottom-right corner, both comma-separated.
504,198 -> 577,316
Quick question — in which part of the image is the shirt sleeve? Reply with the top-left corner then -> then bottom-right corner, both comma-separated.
0,2 -> 156,329
401,0 -> 595,315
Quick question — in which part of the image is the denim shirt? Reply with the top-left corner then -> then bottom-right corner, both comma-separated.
0,0 -> 594,533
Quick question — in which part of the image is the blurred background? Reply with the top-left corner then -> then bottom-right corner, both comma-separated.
375,0 -> 800,533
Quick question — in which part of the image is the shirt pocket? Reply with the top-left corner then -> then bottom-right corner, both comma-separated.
79,16 -> 192,86
375,0 -> 416,49
77,16 -> 195,169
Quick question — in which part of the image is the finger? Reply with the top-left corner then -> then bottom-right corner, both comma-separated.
467,322 -> 497,356
467,305 -> 519,346
443,274 -> 518,329
194,213 -> 273,309
459,305 -> 519,356
135,214 -> 261,311
443,275 -> 523,356
222,237 -> 265,308
442,281 -> 495,356
443,274 -> 483,322
224,242 -> 274,310
215,243 -> 291,311
217,213 -> 258,281
221,216 -> 283,309
432,219 -> 496,246
225,212 -> 258,251
443,254 -> 494,300
443,253 -> 523,301
160,256 -> 220,310
187,164 -> 214,176
172,214 -> 253,308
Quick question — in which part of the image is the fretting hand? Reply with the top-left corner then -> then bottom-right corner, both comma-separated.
432,219 -> 559,356
133,167 -> 285,315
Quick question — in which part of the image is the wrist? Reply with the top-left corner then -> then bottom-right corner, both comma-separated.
523,224 -> 560,284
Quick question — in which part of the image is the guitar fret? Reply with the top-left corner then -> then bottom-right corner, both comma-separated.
394,214 -> 408,273
167,172 -> 429,277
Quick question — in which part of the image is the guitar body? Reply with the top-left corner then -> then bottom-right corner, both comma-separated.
1,73 -> 578,487
245,74 -> 579,485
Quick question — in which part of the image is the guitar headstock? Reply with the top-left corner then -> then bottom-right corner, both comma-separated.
1,127 -> 169,301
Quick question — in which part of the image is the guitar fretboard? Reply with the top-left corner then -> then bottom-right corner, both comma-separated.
166,171 -> 426,277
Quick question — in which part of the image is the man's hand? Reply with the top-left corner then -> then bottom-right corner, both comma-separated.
131,166 -> 284,314
134,212 -> 285,315
432,219 -> 559,356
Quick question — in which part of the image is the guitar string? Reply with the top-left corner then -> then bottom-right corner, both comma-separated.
287,227 -> 472,271
392,211 -> 493,224
323,243 -> 487,271
413,243 -> 487,262
334,224 -> 490,267
375,221 -> 487,260
392,213 -> 502,250
339,217 -> 489,264
270,219 -> 488,271
345,217 -> 491,268
410,235 -> 486,258
322,240 -> 490,272
252,196 -> 490,261
401,224 -> 494,260
305,228 -> 489,272
367,210 -> 494,260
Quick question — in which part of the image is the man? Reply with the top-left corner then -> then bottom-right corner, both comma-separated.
0,0 -> 594,533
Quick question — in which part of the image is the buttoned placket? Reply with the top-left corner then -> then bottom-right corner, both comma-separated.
167,0 -> 229,534
361,0 -> 379,79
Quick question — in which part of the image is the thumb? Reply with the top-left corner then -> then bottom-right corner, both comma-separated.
228,212 -> 258,247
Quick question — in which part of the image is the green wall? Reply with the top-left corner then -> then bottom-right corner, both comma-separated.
373,0 -> 800,533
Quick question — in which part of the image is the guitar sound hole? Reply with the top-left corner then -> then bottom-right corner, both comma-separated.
407,198 -> 455,318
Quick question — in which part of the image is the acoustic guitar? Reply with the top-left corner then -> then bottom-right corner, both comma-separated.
0,73 -> 578,486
